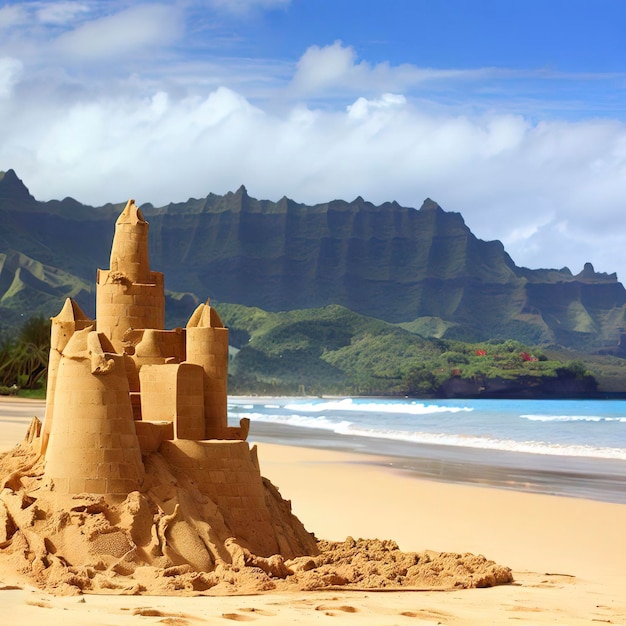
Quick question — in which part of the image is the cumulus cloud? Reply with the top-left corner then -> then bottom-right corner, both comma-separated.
292,41 -> 359,92
347,93 -> 406,121
290,41 -> 495,97
1,9 -> 626,281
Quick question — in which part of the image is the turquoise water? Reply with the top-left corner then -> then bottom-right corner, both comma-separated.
229,397 -> 626,460
230,397 -> 626,502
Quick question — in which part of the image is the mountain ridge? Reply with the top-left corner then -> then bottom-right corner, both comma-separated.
0,169 -> 624,351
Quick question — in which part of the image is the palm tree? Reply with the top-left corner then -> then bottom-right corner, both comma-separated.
0,316 -> 50,389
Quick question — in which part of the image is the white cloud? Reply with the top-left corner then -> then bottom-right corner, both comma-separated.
347,93 -> 406,121
292,41 -> 359,92
35,1 -> 91,25
54,4 -> 182,61
0,5 -> 27,30
0,57 -> 23,98
206,0 -> 290,14
290,41 -> 497,97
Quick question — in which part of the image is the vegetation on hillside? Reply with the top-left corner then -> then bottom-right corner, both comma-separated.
219,303 -> 600,397
0,307 -> 612,399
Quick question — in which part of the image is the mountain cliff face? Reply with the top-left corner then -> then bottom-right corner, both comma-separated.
1,169 -> 624,351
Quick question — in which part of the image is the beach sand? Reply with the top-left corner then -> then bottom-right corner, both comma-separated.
1,397 -> 625,625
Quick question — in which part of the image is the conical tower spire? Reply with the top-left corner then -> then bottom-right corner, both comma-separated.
109,199 -> 151,283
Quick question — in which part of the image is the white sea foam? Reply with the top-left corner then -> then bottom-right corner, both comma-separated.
239,411 -> 626,461
520,414 -> 626,423
237,412 -> 353,433
282,398 -> 472,415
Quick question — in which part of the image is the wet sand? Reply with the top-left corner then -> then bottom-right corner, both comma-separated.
248,419 -> 626,504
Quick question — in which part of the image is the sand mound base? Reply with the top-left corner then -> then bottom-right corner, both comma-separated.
0,441 -> 512,595
295,538 -> 513,590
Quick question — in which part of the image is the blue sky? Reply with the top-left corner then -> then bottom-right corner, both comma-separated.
1,0 -> 626,281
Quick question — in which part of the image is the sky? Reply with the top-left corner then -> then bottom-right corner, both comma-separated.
1,0 -> 626,279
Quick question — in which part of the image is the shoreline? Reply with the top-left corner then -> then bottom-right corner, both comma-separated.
3,396 -> 626,504
247,419 -> 626,504
1,397 -> 625,623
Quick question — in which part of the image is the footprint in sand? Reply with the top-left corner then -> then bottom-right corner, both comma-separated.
134,608 -> 166,616
399,609 -> 452,621
132,608 -> 192,625
221,613 -> 255,622
238,607 -> 276,616
25,600 -> 52,609
315,604 -> 358,616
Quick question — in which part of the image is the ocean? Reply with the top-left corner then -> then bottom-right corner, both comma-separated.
230,397 -> 626,504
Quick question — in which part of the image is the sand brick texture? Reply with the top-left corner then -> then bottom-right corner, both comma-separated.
44,330 -> 145,495
186,325 -> 229,436
41,299 -> 94,455
140,363 -> 205,439
160,440 -> 281,556
96,271 -> 165,353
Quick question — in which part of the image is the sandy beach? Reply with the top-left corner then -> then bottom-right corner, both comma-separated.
1,397 -> 625,625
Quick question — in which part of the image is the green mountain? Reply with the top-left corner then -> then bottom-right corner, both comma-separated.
0,250 -> 92,331
1,169 -> 625,352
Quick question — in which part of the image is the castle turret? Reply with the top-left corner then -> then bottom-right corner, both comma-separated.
186,301 -> 229,438
44,328 -> 145,496
109,198 -> 151,283
41,298 -> 94,455
96,199 -> 165,352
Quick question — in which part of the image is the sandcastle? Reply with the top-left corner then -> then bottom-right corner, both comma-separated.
37,200 -> 311,558
41,200 -> 249,491
0,201 -> 513,595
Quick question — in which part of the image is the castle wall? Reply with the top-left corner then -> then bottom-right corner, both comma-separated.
140,363 -> 205,440
131,328 -> 186,366
159,440 -> 280,557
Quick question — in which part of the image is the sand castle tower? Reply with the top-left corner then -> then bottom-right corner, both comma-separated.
186,302 -> 230,438
40,298 -> 94,455
96,200 -> 165,353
